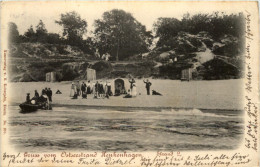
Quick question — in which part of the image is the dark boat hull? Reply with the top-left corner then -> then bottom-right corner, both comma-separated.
19,103 -> 45,113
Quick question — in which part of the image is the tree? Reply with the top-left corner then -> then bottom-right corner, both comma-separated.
46,33 -> 62,44
55,11 -> 87,46
153,17 -> 181,48
24,25 -> 36,42
181,13 -> 212,34
35,20 -> 48,42
93,9 -> 153,61
153,12 -> 245,50
8,22 -> 20,44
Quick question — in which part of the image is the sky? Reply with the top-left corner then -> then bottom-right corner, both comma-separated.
2,1 -> 246,36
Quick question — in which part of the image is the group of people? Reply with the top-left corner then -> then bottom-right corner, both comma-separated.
41,88 -> 53,102
70,80 -> 112,99
69,78 -> 156,99
24,78 -> 159,108
123,78 -> 137,98
124,78 -> 153,98
25,87 -> 53,109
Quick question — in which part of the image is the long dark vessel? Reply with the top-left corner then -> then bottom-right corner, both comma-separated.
19,102 -> 47,113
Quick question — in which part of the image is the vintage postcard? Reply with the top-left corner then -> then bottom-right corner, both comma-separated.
0,1 -> 259,167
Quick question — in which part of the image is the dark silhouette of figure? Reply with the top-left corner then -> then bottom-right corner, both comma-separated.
56,90 -> 62,94
143,79 -> 152,95
34,90 -> 39,98
81,82 -> 87,98
152,90 -> 162,96
46,88 -> 52,102
26,93 -> 31,103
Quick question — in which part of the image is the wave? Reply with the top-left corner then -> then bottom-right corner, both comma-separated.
11,105 -> 240,118
53,107 -> 238,118
164,108 -> 236,118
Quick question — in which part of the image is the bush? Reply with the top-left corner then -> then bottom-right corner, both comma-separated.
137,61 -> 156,67
61,64 -> 79,81
92,61 -> 112,71
56,72 -> 63,82
110,71 -> 128,78
159,64 -> 181,79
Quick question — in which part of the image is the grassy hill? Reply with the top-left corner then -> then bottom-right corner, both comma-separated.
8,31 -> 244,82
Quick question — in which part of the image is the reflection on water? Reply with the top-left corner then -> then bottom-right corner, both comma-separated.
9,106 -> 244,152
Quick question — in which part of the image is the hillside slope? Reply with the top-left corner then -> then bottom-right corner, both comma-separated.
8,31 -> 244,82
143,31 -> 244,79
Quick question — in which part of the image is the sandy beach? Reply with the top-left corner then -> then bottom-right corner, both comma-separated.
9,79 -> 244,110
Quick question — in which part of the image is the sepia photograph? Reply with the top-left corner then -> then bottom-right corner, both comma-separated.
1,1 -> 259,167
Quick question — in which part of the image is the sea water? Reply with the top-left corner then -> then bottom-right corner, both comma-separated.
8,106 -> 244,152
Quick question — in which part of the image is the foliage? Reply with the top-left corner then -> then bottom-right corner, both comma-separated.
93,9 -> 153,60
35,20 -> 48,43
159,64 -> 182,79
56,11 -> 87,46
61,64 -> 79,81
24,25 -> 37,42
46,33 -> 62,44
8,22 -> 20,44
92,61 -> 112,72
154,12 -> 245,48
153,18 -> 181,47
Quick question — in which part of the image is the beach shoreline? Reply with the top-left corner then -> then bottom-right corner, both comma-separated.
8,79 -> 244,110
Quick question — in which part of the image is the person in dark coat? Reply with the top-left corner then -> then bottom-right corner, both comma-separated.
46,88 -> 52,102
26,93 -> 31,103
31,90 -> 40,102
34,90 -> 39,98
143,79 -> 152,95
86,81 -> 92,94
42,89 -> 46,95
99,81 -> 104,98
81,82 -> 86,94
81,82 -> 87,99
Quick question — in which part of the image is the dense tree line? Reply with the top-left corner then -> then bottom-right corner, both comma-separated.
154,12 -> 244,48
8,10 -> 244,60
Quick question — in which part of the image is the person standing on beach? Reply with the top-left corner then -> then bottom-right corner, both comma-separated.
143,79 -> 152,95
91,81 -> 95,95
86,81 -> 92,94
81,82 -> 86,94
81,82 -> 87,99
47,88 -> 52,102
107,81 -> 112,96
99,81 -> 105,98
128,78 -> 135,95
132,83 -> 137,97
104,81 -> 112,98
94,81 -> 99,98
42,87 -> 48,96
76,81 -> 81,96
41,89 -> 45,96
70,82 -> 75,97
